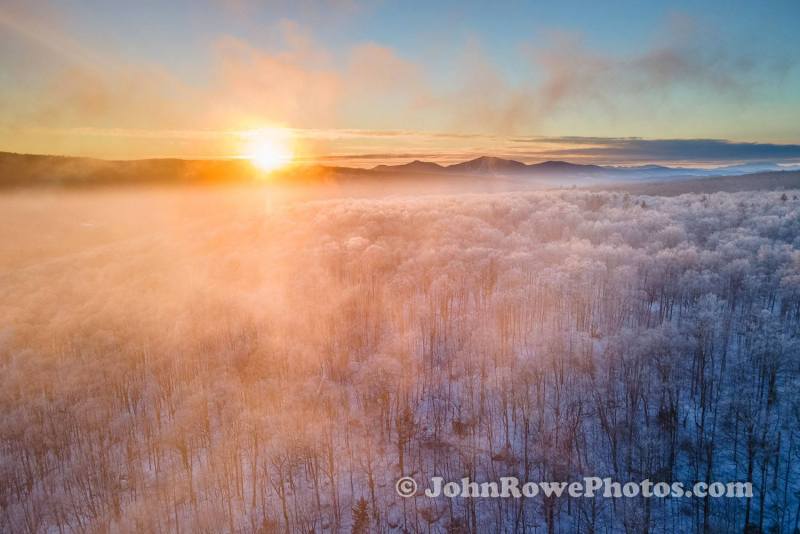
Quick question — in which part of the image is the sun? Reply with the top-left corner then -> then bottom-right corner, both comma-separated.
244,129 -> 294,172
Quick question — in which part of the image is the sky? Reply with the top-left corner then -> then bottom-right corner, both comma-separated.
1,0 -> 799,167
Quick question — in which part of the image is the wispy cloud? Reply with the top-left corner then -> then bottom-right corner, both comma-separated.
0,4 -> 797,160
9,125 -> 800,166
296,135 -> 800,166
528,137 -> 800,164
531,15 -> 768,114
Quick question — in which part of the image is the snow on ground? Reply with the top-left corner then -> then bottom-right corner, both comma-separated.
1,187 -> 799,532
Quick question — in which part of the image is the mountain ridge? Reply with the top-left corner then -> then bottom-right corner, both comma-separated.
371,156 -> 800,179
1,150 -> 799,188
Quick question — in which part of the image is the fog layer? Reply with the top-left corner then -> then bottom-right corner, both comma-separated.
1,187 -> 799,532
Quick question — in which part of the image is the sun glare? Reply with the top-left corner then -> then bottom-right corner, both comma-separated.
244,129 -> 294,172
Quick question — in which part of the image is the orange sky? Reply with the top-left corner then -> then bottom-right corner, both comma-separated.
1,1 -> 799,166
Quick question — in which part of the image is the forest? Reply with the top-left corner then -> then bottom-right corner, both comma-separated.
1,187 -> 799,533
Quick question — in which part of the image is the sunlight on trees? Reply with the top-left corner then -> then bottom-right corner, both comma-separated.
0,188 -> 798,532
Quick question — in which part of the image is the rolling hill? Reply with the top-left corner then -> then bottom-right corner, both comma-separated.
1,150 -> 798,190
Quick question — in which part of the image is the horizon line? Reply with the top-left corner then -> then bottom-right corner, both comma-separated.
3,149 -> 800,171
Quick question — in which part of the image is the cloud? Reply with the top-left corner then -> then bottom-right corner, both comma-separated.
347,42 -> 422,93
210,32 -> 343,128
208,31 -> 435,154
25,64 -> 206,130
441,39 -> 537,135
0,1 -> 208,132
530,137 -> 800,163
2,8 -> 426,134
0,1 -> 104,70
312,152 -> 439,162
530,14 -> 794,117
297,135 -> 800,166
300,134 -> 800,166
1,5 -> 797,160
378,13 -> 796,137
10,124 -> 800,165
338,42 -> 431,128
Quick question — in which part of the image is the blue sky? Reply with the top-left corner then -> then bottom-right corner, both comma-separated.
1,0 -> 799,164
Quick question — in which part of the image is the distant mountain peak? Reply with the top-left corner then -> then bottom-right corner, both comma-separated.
529,160 -> 604,170
373,159 -> 445,172
447,156 -> 528,174
2,151 -> 795,188
536,160 -> 572,166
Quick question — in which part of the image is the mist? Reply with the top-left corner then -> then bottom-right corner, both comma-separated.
1,182 -> 799,532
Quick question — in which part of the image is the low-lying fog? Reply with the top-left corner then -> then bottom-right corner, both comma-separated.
1,181 -> 799,532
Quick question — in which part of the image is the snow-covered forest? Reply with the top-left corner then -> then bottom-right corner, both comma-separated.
1,188 -> 799,533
